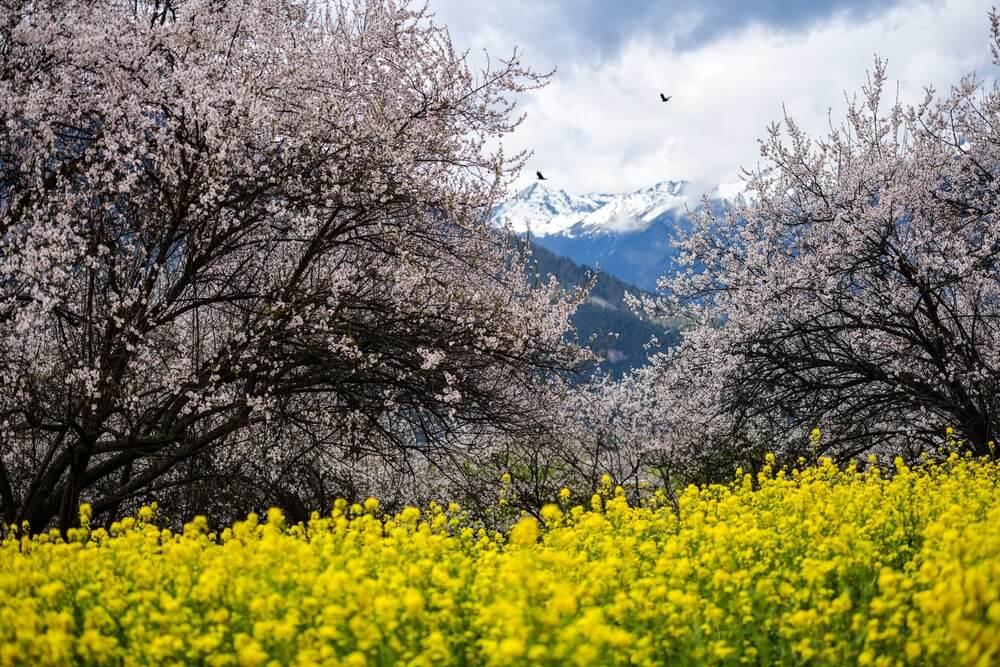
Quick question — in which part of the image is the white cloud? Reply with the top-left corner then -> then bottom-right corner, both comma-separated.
442,0 -> 995,198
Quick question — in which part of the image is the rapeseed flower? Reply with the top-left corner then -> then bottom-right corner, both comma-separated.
1,455 -> 999,665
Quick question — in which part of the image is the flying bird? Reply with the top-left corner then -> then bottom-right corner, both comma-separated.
536,171 -> 547,180
660,93 -> 672,102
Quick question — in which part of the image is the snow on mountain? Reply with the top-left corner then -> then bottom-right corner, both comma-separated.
492,180 -> 710,291
714,179 -> 749,200
491,181 -> 687,238
573,181 -> 687,235
490,182 -> 612,236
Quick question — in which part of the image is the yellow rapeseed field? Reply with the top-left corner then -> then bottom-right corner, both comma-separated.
1,454 -> 998,666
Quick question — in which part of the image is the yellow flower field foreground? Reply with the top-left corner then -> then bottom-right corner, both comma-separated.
1,456 -> 999,666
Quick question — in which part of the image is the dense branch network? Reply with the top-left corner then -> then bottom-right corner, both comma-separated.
628,25 -> 1000,474
0,0 -> 588,530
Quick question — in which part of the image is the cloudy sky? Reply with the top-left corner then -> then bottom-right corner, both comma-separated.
431,0 -> 996,199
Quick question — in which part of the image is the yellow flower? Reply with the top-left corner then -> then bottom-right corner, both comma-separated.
497,637 -> 526,659
237,639 -> 268,667
540,504 -> 562,523
403,589 -> 425,614
1,456 -> 997,666
509,517 -> 538,547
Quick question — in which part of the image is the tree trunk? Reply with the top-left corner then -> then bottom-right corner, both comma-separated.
58,440 -> 93,534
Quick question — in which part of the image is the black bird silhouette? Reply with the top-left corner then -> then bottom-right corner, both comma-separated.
660,93 -> 672,102
536,171 -> 547,180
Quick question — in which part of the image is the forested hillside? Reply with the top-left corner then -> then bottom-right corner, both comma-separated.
527,243 -> 680,376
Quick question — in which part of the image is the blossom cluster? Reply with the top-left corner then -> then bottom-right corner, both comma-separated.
627,13 -> 1000,465
0,0 -> 586,530
1,456 -> 998,666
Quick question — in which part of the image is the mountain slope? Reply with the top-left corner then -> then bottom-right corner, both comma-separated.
526,243 -> 679,377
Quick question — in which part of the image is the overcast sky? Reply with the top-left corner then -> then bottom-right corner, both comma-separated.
431,0 -> 996,199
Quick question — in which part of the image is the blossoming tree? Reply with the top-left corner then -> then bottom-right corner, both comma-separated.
0,0 -> 588,530
633,15 -> 1000,473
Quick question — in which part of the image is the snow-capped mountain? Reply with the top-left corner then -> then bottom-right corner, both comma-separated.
491,182 -> 615,236
493,180 -> 686,238
492,180 -> 706,291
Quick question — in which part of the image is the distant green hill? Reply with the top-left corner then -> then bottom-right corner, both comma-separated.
526,243 -> 680,377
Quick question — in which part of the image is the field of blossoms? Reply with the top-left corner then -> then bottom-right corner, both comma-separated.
1,455 -> 998,666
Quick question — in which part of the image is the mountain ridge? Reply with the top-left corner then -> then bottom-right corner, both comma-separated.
493,180 -> 688,239
493,180 -> 718,291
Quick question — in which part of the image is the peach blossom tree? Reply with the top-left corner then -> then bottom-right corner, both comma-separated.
633,16 -> 1000,475
0,0 -> 587,529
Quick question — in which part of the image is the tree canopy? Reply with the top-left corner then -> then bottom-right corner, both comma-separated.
632,21 -> 1000,474
0,0 -> 588,530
